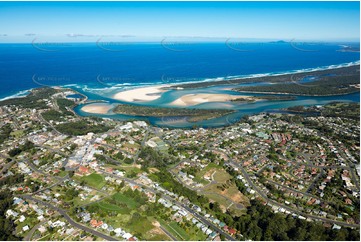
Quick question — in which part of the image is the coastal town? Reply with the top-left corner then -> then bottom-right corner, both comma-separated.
0,87 -> 359,241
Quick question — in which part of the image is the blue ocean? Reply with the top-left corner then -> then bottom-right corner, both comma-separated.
0,42 -> 359,127
0,42 -> 359,99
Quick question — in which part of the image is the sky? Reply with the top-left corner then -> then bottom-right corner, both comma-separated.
0,1 -> 359,42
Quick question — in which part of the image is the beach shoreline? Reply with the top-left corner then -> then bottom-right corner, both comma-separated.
112,85 -> 170,102
80,103 -> 113,114
169,93 -> 256,106
106,64 -> 359,107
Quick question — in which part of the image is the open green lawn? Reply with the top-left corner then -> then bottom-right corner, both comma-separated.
159,219 -> 207,241
80,173 -> 106,189
201,191 -> 233,209
159,220 -> 184,240
38,234 -> 52,241
90,192 -> 139,214
196,163 -> 222,178
112,192 -> 138,209
168,222 -> 190,240
148,234 -> 170,241
10,130 -> 24,138
122,143 -> 140,149
96,201 -> 130,214
194,163 -> 229,185
128,216 -> 154,236
212,169 -> 232,183
57,170 -> 68,177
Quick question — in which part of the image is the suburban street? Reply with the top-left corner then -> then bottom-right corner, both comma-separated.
19,195 -> 118,241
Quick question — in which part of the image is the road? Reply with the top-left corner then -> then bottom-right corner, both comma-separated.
37,112 -> 62,135
228,160 -> 360,228
0,159 -> 15,176
133,128 -> 150,164
25,159 -> 68,184
19,194 -> 118,241
265,179 -> 327,202
306,169 -> 325,193
35,144 -> 69,158
32,177 -> 68,195
159,226 -> 177,241
23,217 -> 51,241
99,170 -> 236,241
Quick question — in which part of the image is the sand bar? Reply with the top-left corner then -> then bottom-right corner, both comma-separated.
81,103 -> 113,114
113,85 -> 169,102
170,93 -> 254,106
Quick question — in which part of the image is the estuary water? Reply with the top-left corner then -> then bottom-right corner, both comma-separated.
0,42 -> 359,128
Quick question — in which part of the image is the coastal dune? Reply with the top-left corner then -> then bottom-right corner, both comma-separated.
113,85 -> 169,102
170,93 -> 254,106
81,103 -> 113,114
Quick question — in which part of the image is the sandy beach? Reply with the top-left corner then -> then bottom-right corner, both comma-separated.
81,103 -> 113,114
170,93 -> 254,106
113,85 -> 169,102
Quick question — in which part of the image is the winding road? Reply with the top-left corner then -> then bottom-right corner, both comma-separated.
19,194 -> 118,241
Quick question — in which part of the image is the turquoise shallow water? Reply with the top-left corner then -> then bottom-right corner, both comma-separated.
73,83 -> 360,128
1,42 -> 358,127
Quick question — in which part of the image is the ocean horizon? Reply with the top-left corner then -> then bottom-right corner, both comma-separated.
0,42 -> 359,100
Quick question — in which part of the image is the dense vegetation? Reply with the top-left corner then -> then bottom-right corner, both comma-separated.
113,104 -> 234,122
8,140 -> 35,157
0,124 -> 12,145
151,169 -> 210,207
151,167 -> 359,241
320,102 -> 360,120
138,146 -> 179,169
230,199 -> 360,241
288,102 -> 360,120
55,120 -> 110,135
0,190 -> 22,240
232,95 -> 297,102
173,65 -> 359,89
42,98 -> 76,122
56,98 -> 75,116
0,88 -> 57,109
41,110 -> 64,122
0,174 -> 24,187
235,74 -> 359,96
257,95 -> 297,101
0,174 -> 25,240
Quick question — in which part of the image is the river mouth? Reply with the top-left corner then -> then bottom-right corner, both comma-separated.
72,64 -> 360,128
73,88 -> 359,129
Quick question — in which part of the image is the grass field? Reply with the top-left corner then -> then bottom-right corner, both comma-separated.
80,173 -> 106,189
201,176 -> 249,214
10,130 -> 24,138
91,192 -> 139,215
213,169 -> 232,183
128,216 -> 154,235
38,234 -> 52,241
201,191 -> 233,210
159,219 -> 207,241
159,220 -> 187,240
104,164 -> 143,174
57,170 -> 68,177
97,201 -> 130,214
195,163 -> 222,180
168,222 -> 189,240
112,192 -> 138,209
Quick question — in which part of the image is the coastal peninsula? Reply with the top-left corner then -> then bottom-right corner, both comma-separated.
113,103 -> 235,122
